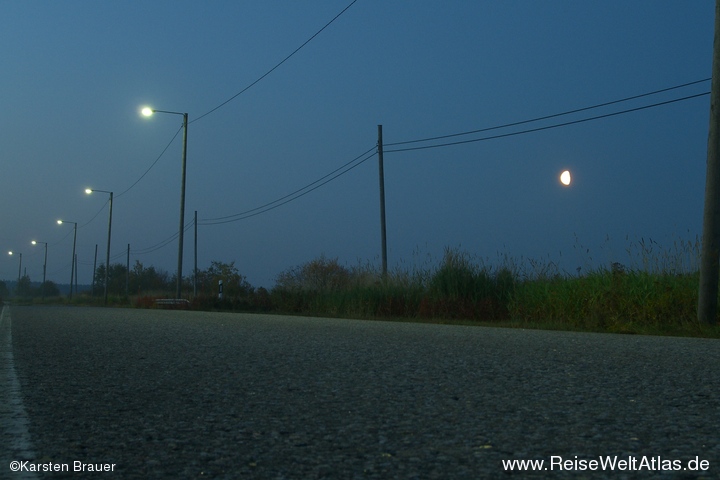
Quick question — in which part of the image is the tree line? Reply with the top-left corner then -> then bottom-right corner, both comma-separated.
7,260 -> 253,299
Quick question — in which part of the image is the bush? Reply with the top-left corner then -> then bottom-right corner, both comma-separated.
275,255 -> 351,292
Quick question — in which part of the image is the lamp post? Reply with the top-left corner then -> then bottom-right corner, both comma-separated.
8,251 -> 22,291
86,188 -> 113,304
31,240 -> 48,298
57,220 -> 78,299
142,106 -> 189,299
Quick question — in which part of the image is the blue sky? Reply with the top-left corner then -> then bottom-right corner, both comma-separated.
0,1 -> 715,289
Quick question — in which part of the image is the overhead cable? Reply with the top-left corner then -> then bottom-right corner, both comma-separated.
74,126 -> 183,233
79,77 -> 709,254
191,0 -> 359,124
116,126 -> 184,199
385,92 -> 710,153
386,78 -> 711,148
73,1 -> 358,232
200,145 -> 377,225
79,201 -> 110,229
132,219 -> 196,256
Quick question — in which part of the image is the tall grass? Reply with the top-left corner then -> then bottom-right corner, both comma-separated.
510,236 -> 704,334
268,237 -> 720,337
270,249 -> 516,321
510,265 -> 699,333
86,235 -> 716,337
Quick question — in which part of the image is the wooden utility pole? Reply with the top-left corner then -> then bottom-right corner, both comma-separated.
378,125 -> 388,278
194,210 -> 198,298
698,0 -> 720,324
126,244 -> 130,296
92,244 -> 97,297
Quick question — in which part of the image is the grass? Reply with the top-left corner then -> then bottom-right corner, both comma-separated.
266,239 -> 720,338
8,236 -> 720,338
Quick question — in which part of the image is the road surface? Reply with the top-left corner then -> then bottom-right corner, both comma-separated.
1,305 -> 719,478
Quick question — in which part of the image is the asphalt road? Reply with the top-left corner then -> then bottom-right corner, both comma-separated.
1,305 -> 719,479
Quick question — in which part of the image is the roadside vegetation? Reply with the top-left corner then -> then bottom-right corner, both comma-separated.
6,237 -> 720,338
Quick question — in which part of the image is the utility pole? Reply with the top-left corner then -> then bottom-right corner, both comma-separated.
69,222 -> 77,299
126,244 -> 130,296
177,112 -> 189,299
378,125 -> 388,278
92,244 -> 97,297
104,191 -> 113,305
194,210 -> 198,297
698,0 -> 720,325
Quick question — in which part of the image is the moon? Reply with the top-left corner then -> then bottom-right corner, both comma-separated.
560,170 -> 571,186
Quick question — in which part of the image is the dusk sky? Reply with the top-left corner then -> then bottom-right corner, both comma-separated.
1,1 -> 715,289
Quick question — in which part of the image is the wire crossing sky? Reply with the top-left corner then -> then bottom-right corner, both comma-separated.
385,78 -> 711,147
76,79 -> 711,261
1,1 -> 715,288
191,0 -> 359,124
199,80 -> 710,226
384,90 -> 710,153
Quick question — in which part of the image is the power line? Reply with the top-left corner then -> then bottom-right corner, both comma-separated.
191,0 -> 359,124
69,1 -> 359,241
79,201 -> 110,229
91,219 -> 194,265
102,145 -> 375,256
132,219 -> 196,256
70,74 -> 709,260
73,126 -> 182,232
385,91 -> 710,154
200,146 -> 377,225
116,126 -> 184,199
89,84 -> 711,251
386,78 -> 711,148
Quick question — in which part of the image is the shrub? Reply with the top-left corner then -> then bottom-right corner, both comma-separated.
275,255 -> 351,292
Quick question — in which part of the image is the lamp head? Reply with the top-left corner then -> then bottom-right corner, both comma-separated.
85,188 -> 93,194
31,241 -> 37,245
141,107 -> 154,117
57,220 -> 63,225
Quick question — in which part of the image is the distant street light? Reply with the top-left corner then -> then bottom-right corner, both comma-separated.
142,106 -> 189,299
31,240 -> 48,298
57,220 -> 78,299
86,188 -> 113,304
8,251 -> 22,286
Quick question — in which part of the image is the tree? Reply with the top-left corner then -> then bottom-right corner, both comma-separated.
130,260 -> 171,294
39,281 -> 60,297
94,263 -> 129,296
16,275 -> 32,297
196,261 -> 253,297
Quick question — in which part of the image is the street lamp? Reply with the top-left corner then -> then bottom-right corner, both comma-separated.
86,188 -> 113,304
8,251 -> 22,287
142,106 -> 189,299
57,220 -> 78,299
31,240 -> 48,298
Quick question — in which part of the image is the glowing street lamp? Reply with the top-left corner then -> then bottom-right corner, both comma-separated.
141,106 -> 189,299
86,188 -> 113,304
31,240 -> 48,298
57,219 -> 78,299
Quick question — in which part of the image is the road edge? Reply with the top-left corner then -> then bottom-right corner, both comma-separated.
0,304 -> 39,479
